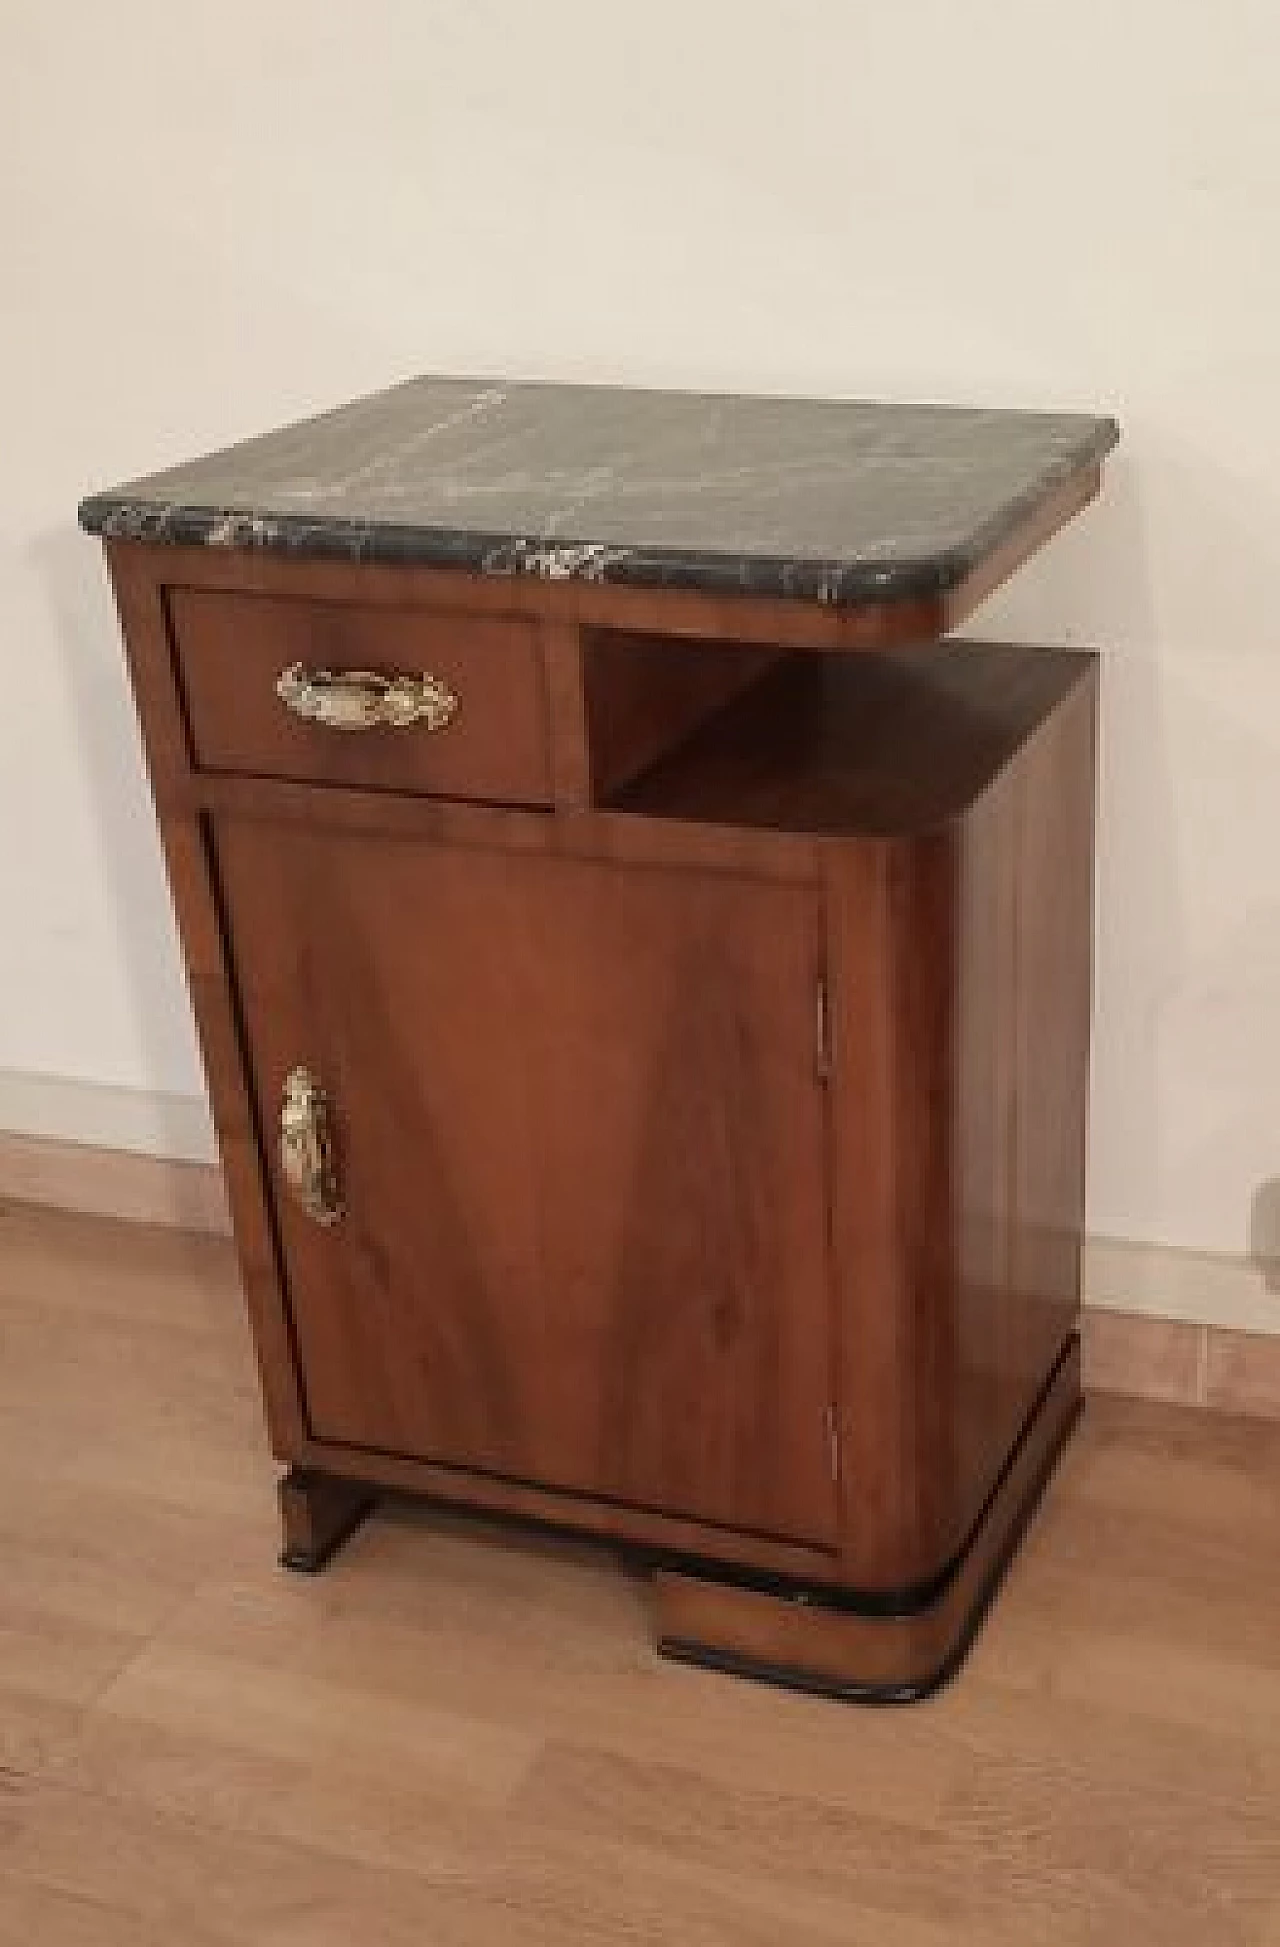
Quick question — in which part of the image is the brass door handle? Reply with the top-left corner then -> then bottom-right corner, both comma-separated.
275,663 -> 458,732
279,1067 -> 343,1225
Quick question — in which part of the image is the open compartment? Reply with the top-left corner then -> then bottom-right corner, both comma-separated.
593,638 -> 1092,836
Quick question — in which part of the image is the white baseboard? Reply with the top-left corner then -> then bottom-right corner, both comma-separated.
0,1129 -> 230,1234
1084,1235 -> 1280,1339
0,1071 -> 226,1234
0,1069 -> 215,1164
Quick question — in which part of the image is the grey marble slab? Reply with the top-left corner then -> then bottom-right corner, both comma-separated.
78,375 -> 1118,609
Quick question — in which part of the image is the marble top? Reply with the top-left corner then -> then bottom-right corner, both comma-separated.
78,376 -> 1118,609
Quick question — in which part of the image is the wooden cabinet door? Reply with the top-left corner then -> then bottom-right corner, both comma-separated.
214,824 -> 836,1546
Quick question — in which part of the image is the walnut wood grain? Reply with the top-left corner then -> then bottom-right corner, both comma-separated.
582,631 -> 781,798
212,829 -> 838,1548
155,769 -> 824,885
951,661 -> 1097,1541
541,621 -> 593,809
826,838 -> 939,1588
827,658 -> 1096,1590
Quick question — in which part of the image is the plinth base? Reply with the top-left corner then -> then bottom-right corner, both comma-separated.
655,1334 -> 1081,1704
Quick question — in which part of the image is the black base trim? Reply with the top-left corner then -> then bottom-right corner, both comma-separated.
659,1386 -> 1083,1705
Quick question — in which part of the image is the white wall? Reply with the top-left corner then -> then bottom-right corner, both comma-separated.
5,1 -> 1280,1311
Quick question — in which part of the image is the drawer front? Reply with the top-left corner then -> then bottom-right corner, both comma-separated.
167,587 -> 553,804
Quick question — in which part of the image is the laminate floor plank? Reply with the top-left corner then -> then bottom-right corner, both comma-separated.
2,1203 -> 1279,1944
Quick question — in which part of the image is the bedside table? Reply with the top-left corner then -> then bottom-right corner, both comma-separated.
81,377 -> 1117,1700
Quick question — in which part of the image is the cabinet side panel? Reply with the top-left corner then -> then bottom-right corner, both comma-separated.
948,662 -> 1097,1551
830,657 -> 1096,1593
890,836 -> 960,1579
103,543 -> 309,1457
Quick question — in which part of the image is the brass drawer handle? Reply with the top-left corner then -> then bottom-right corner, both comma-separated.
275,663 -> 459,733
279,1067 -> 343,1225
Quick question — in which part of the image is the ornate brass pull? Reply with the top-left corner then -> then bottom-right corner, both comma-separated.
275,663 -> 458,733
279,1067 -> 343,1225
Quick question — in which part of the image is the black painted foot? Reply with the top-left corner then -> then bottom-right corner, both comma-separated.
278,1467 -> 377,1572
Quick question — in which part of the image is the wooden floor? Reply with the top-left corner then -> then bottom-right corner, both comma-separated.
2,1206 -> 1280,1946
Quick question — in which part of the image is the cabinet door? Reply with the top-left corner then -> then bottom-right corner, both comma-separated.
214,824 -> 836,1546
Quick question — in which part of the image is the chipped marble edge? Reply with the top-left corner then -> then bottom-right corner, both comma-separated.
77,498 -> 1008,608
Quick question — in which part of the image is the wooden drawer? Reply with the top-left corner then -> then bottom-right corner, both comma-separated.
166,587 -> 553,805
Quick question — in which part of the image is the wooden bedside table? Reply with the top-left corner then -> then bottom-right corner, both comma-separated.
80,377 -> 1118,1701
